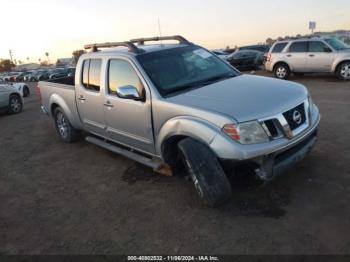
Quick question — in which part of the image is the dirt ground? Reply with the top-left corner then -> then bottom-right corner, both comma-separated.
0,72 -> 350,255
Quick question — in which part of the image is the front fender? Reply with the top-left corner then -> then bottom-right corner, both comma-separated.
331,56 -> 350,72
156,116 -> 220,157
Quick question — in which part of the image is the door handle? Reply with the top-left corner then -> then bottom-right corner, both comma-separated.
286,54 -> 292,57
309,54 -> 315,57
104,101 -> 114,108
78,96 -> 86,101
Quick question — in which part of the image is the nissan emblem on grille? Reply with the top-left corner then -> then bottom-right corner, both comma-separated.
292,110 -> 302,125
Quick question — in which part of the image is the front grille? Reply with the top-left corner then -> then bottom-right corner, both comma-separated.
282,103 -> 306,130
263,119 -> 279,137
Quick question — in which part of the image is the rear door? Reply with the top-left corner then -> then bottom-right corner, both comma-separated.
285,41 -> 308,72
306,41 -> 335,72
103,58 -> 154,154
75,59 -> 106,136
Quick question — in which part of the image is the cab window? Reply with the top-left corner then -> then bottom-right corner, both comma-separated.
81,59 -> 102,92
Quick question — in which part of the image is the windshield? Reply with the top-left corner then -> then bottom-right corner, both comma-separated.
324,38 -> 349,51
136,46 -> 239,96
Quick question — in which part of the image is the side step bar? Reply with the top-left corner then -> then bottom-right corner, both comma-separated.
85,136 -> 172,176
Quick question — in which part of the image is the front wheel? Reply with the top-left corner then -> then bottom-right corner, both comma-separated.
178,138 -> 232,207
54,108 -> 81,143
337,62 -> 350,80
274,63 -> 290,80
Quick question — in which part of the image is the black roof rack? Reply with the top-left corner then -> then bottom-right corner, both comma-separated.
84,41 -> 144,53
130,35 -> 192,45
84,35 -> 191,53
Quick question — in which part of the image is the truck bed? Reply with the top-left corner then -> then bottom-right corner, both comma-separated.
39,76 -> 83,129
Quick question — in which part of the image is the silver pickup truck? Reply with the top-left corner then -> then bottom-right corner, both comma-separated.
39,36 -> 320,206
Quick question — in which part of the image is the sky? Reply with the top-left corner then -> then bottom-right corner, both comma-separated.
0,0 -> 349,63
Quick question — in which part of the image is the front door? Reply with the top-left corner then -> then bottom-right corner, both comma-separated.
75,59 -> 106,136
306,41 -> 335,72
0,86 -> 8,108
104,58 -> 154,154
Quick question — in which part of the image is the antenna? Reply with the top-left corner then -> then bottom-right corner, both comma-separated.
158,18 -> 162,45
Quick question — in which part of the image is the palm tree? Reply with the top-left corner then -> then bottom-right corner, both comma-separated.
45,52 -> 50,65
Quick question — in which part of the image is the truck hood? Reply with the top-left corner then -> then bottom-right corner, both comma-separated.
167,74 -> 308,122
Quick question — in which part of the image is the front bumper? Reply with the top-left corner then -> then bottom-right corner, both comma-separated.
254,129 -> 317,180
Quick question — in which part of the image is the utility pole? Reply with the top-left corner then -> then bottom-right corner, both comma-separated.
9,49 -> 13,62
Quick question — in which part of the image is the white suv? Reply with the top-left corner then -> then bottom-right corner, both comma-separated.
265,37 -> 350,80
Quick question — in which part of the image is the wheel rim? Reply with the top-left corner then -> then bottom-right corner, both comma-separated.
340,64 -> 350,79
276,67 -> 287,78
10,97 -> 21,113
56,112 -> 69,138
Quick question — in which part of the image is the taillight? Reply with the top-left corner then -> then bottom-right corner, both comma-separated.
267,54 -> 272,62
222,124 -> 240,141
36,84 -> 42,102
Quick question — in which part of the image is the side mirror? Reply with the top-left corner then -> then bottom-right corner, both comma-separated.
116,85 -> 142,101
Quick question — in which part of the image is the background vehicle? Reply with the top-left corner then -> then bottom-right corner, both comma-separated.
226,50 -> 264,71
49,68 -> 69,79
0,82 -> 23,114
38,35 -> 320,207
212,50 -> 229,60
265,37 -> 350,80
238,44 -> 271,53
0,80 -> 30,97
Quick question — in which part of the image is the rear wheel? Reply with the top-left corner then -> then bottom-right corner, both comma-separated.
54,107 -> 81,143
178,138 -> 232,207
337,62 -> 350,80
274,63 -> 290,80
7,94 -> 23,114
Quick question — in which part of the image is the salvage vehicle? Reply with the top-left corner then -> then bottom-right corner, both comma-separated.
0,82 -> 23,114
38,36 -> 320,206
0,80 -> 30,97
265,37 -> 350,80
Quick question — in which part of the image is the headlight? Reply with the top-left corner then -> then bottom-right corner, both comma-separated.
222,121 -> 269,144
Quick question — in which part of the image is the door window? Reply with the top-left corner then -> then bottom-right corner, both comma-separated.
288,42 -> 308,53
309,41 -> 329,52
81,59 -> 102,92
108,59 -> 144,97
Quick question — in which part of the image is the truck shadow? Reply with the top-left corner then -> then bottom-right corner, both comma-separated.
122,163 -> 291,219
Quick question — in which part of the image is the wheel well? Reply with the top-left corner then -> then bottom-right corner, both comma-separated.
161,135 -> 188,174
10,93 -> 20,98
273,62 -> 290,72
335,60 -> 350,73
51,103 -> 59,117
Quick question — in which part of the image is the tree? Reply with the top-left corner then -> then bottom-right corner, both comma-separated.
0,59 -> 15,72
72,50 -> 86,65
56,59 -> 65,67
45,52 -> 50,64
266,38 -> 274,45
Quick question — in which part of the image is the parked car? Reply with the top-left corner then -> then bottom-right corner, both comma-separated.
265,37 -> 350,80
0,80 -> 30,97
226,50 -> 264,71
212,50 -> 230,60
0,82 -> 24,114
238,44 -> 271,53
49,68 -> 69,79
38,35 -> 320,207
15,71 -> 32,82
